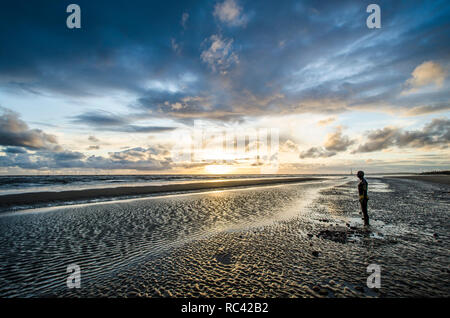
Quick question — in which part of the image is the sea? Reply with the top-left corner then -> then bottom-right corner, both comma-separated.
0,174 -> 334,195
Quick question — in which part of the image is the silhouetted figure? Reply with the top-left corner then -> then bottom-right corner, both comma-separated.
357,171 -> 369,226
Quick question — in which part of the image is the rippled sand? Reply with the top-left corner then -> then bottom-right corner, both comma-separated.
0,177 -> 448,297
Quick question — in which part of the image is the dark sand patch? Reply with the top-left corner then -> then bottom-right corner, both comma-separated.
214,252 -> 233,265
317,227 -> 349,244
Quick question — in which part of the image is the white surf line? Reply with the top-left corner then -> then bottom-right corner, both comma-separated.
0,177 -> 303,196
0,179 -> 339,217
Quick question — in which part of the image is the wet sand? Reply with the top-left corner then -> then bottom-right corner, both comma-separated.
388,175 -> 450,186
0,177 -> 448,297
0,177 -> 321,209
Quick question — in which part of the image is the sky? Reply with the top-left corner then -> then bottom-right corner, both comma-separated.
0,0 -> 449,175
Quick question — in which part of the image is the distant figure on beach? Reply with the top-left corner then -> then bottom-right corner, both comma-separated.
357,171 -> 369,226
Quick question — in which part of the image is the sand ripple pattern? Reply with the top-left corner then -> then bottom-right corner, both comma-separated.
0,180 -> 331,297
1,178 -> 448,297
67,177 -> 448,298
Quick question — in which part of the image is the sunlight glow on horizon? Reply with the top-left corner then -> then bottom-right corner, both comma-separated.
204,164 -> 234,174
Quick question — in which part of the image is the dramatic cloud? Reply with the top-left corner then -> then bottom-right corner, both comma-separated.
0,1 -> 449,173
403,61 -> 447,94
51,151 -> 85,161
71,111 -> 176,133
354,118 -> 450,153
0,108 -> 59,150
87,136 -> 102,150
299,127 -> 354,158
402,103 -> 450,116
164,96 -> 211,112
213,0 -> 247,27
88,136 -> 100,143
0,149 -> 86,170
109,146 -> 170,161
2,147 -> 27,154
85,146 -> 173,171
201,34 -> 239,74
323,127 -> 355,152
1,1 -> 448,123
353,127 -> 397,153
72,111 -> 126,126
137,92 -> 240,121
299,147 -> 336,159
317,117 -> 336,126
0,145 -> 174,171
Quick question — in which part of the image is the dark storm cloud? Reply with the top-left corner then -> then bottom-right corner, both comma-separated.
51,151 -> 85,161
403,103 -> 450,116
2,147 -> 28,154
71,111 -> 176,133
299,147 -> 336,159
0,0 -> 213,96
353,118 -> 450,153
72,111 -> 127,126
0,108 -> 60,150
0,145 -> 174,171
84,146 -> 173,171
353,127 -> 397,153
0,111 -> 177,171
0,150 -> 85,170
137,91 -> 241,122
323,127 -> 355,152
123,126 -> 177,133
299,127 -> 354,158
0,0 -> 449,122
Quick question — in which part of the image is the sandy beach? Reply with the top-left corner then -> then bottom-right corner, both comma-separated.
0,176 -> 448,297
0,177 -> 321,209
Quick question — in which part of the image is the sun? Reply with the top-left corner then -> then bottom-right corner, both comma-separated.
204,164 -> 233,174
